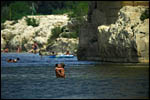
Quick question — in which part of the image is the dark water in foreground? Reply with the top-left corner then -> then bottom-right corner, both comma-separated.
1,53 -> 149,99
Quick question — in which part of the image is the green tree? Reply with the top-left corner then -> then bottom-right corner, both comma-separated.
67,1 -> 89,38
1,6 -> 10,23
9,1 -> 31,20
68,1 -> 89,19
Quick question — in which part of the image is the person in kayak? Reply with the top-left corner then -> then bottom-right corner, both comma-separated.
6,58 -> 20,63
52,51 -> 55,56
55,63 -> 65,78
66,50 -> 70,55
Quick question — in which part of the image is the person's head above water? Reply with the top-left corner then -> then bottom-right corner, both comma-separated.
55,64 -> 58,67
60,63 -> 65,68
8,59 -> 12,61
55,63 -> 65,68
58,64 -> 62,68
17,58 -> 20,60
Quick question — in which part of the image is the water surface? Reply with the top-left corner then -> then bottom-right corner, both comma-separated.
1,53 -> 149,99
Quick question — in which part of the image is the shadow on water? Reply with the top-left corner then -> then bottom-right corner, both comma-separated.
1,53 -> 149,99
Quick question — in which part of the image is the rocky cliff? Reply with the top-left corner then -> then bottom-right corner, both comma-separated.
1,15 -> 78,54
77,1 -> 149,63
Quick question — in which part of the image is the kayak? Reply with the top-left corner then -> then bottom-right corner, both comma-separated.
49,54 -> 74,58
49,55 -> 56,58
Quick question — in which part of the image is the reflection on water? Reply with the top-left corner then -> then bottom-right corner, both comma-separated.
1,53 -> 149,99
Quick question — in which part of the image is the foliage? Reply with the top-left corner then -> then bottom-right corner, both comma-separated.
140,8 -> 149,21
67,1 -> 89,20
1,1 -> 89,23
25,17 -> 39,27
47,26 -> 62,43
67,1 -> 88,38
51,27 -> 62,39
9,1 -> 31,20
61,32 -> 78,38
61,26 -> 66,32
1,1 -> 31,23
1,24 -> 5,30
52,8 -> 71,15
1,6 -> 10,23
21,37 -> 28,51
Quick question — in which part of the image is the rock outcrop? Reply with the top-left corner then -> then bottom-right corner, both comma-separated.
42,37 -> 78,55
77,1 -> 149,63
1,15 -> 78,54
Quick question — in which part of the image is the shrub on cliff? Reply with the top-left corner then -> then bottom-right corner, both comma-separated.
51,27 -> 62,39
61,32 -> 78,38
140,8 -> 149,21
47,26 -> 62,44
25,17 -> 39,27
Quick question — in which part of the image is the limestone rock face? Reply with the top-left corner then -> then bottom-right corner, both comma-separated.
1,15 -> 70,51
78,2 -> 149,63
97,6 -> 149,62
1,36 -> 6,50
46,37 -> 78,55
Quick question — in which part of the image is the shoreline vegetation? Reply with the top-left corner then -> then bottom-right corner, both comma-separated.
1,1 -> 89,23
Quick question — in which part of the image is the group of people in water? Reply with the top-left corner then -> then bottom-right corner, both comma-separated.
3,41 -> 68,78
6,58 -> 66,78
2,41 -> 71,57
2,42 -> 38,54
6,58 -> 20,63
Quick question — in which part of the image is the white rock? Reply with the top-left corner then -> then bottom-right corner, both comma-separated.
97,6 -> 149,62
1,14 -> 70,50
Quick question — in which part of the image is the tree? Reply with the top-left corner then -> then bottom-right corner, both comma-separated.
9,1 -> 31,20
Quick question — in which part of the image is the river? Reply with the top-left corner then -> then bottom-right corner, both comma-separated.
1,53 -> 149,99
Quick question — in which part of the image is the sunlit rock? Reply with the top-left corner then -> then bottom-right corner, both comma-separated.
1,14 -> 70,51
78,1 -> 149,63
97,6 -> 149,62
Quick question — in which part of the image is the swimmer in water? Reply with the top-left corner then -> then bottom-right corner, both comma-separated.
55,63 -> 65,78
6,58 -> 20,63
